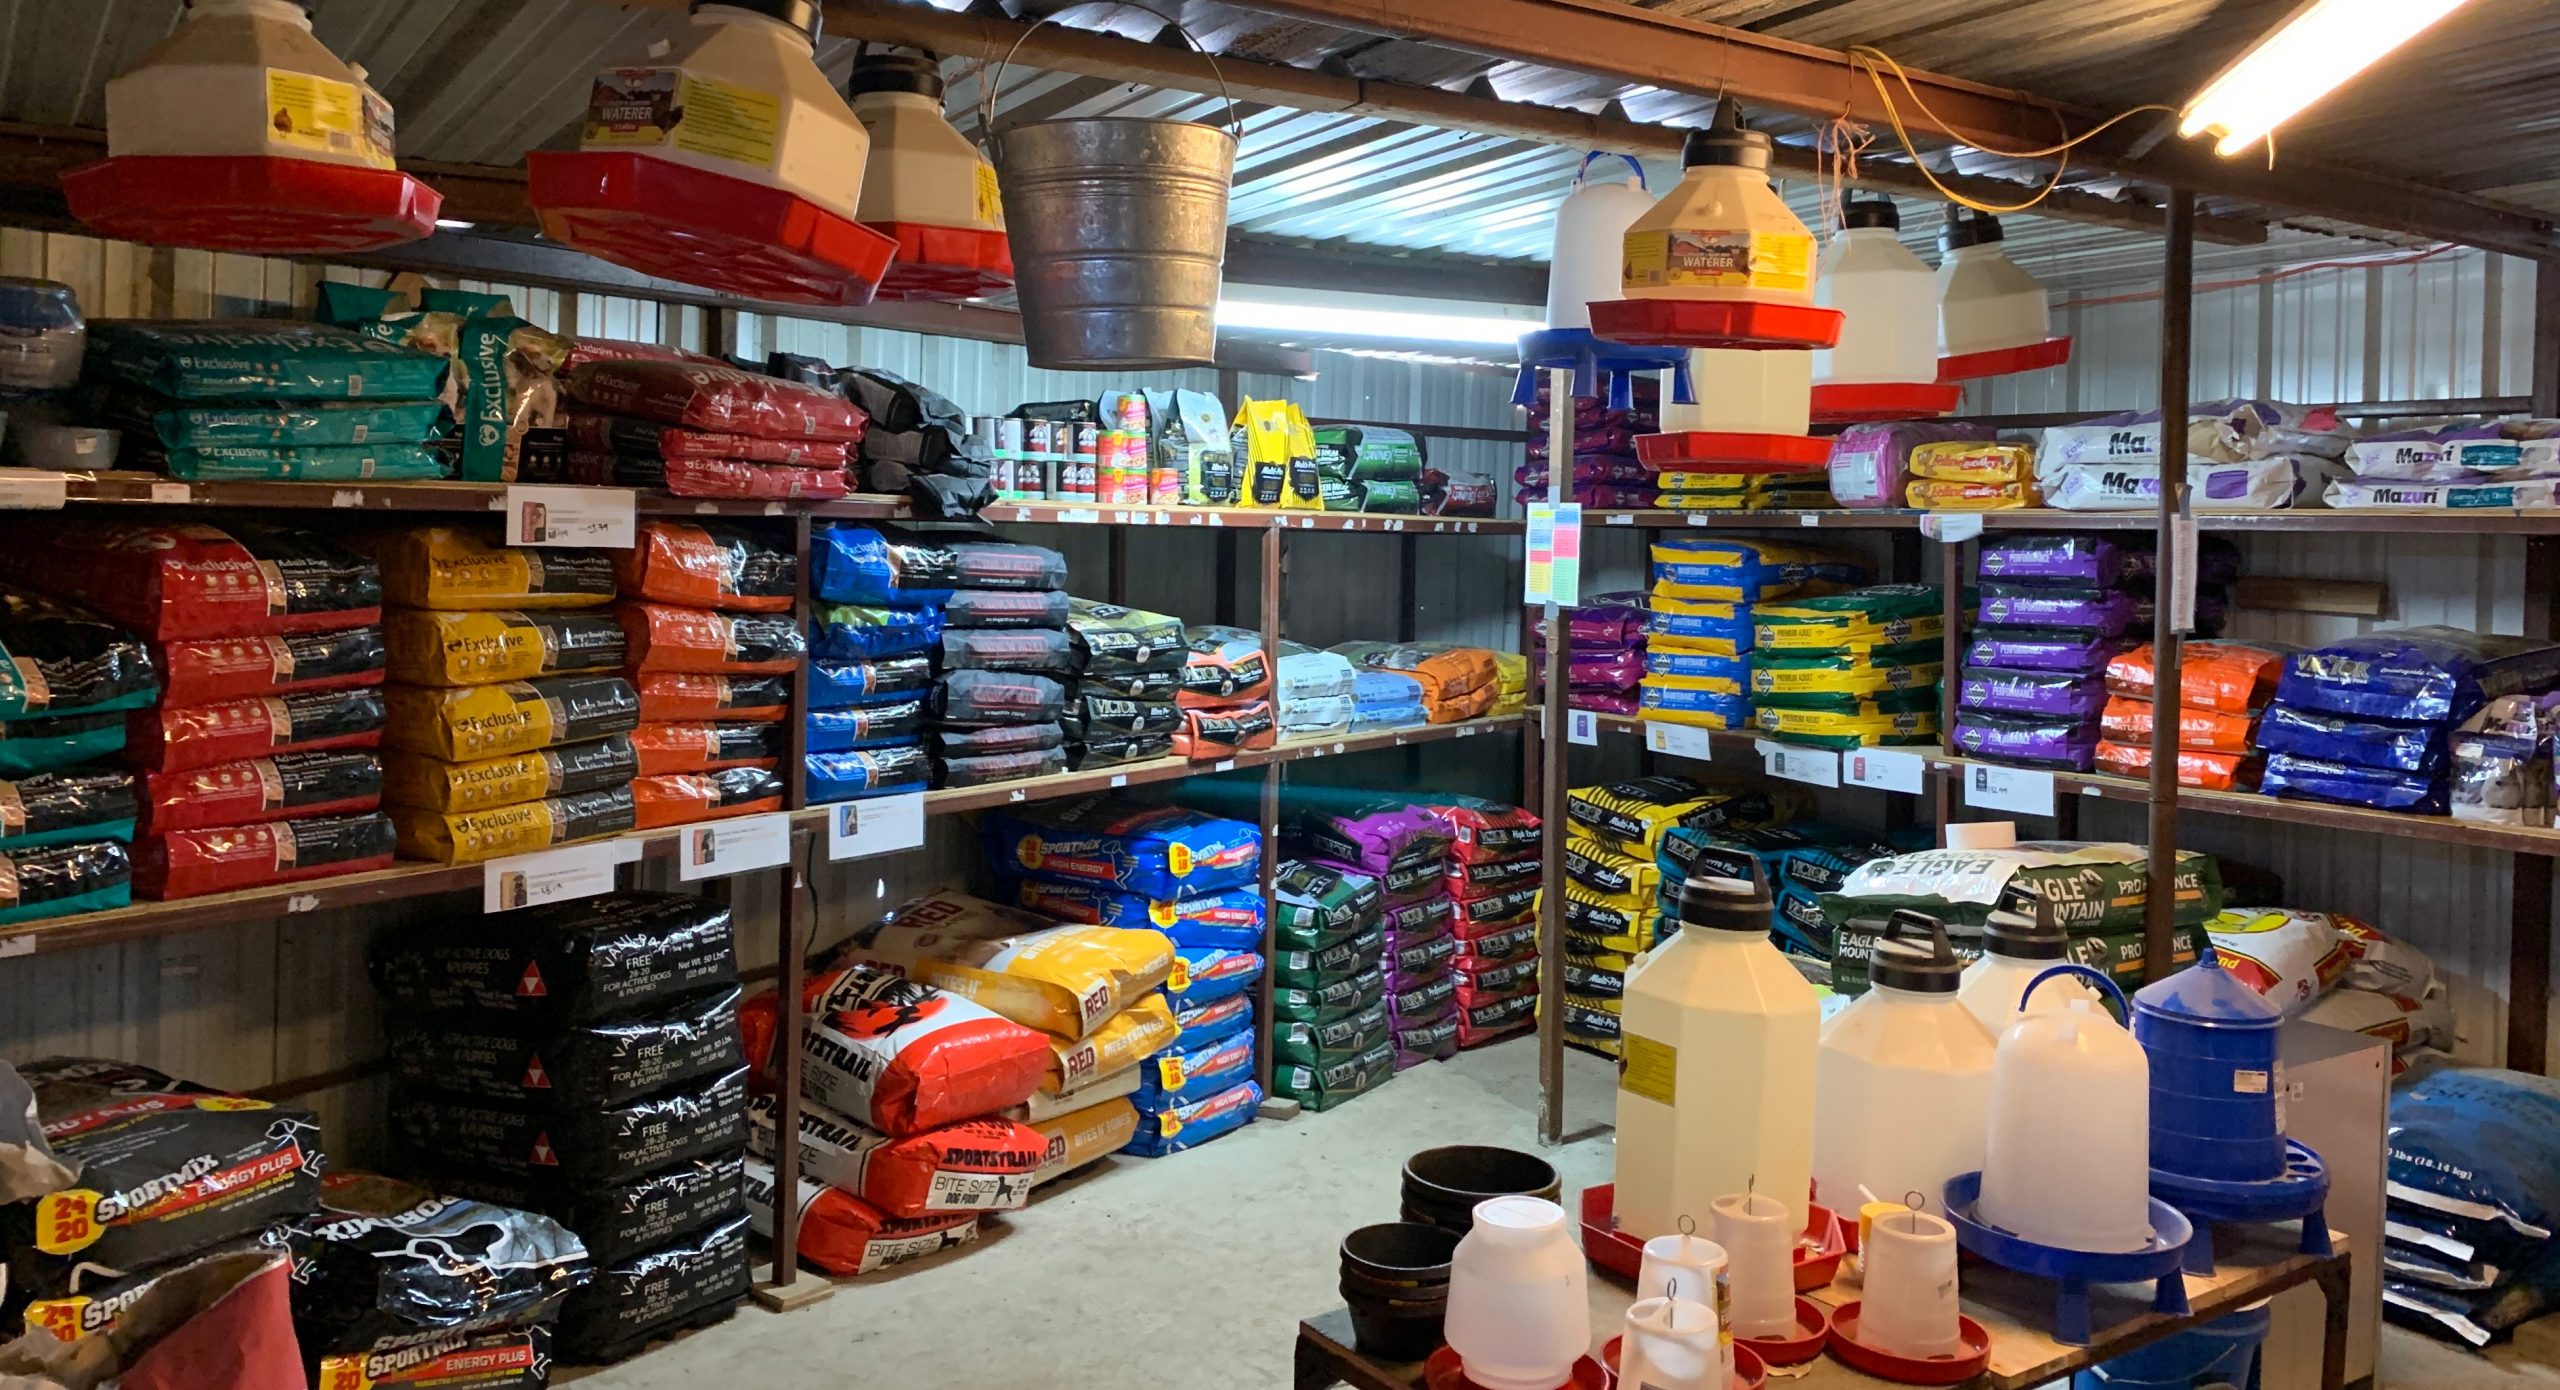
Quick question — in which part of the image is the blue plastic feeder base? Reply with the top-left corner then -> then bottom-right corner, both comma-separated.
1512,328 -> 1694,410
1942,1171 -> 2194,1347
2151,1139 -> 2333,1276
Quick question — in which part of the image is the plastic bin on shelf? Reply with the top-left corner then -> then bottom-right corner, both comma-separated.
1635,431 -> 1833,473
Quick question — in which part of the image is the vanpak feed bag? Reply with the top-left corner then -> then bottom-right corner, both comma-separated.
371,891 -> 738,1023
738,963 -> 1048,1137
840,889 -> 1175,1039
981,798 -> 1259,900
741,1157 -> 972,1279
746,1092 -> 1040,1219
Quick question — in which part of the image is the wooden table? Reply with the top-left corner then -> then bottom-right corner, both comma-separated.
1298,1222 -> 2351,1390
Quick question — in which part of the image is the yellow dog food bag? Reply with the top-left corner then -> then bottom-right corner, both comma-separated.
384,675 -> 640,760
373,527 -> 618,610
1046,994 -> 1176,1093
394,785 -> 637,864
1027,1096 -> 1140,1185
842,889 -> 1176,1039
384,608 -> 628,686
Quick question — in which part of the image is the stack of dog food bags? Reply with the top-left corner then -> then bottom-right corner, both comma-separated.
1518,385 -> 1655,509
1751,583 -> 1945,749
1176,625 -> 1278,759
372,892 -> 754,1361
2099,639 -> 2286,789
1294,800 -> 1443,1081
1955,534 -> 2155,773
935,539 -> 1072,787
373,527 -> 638,864
1639,539 -> 1868,731
563,358 -> 865,500
1656,819 -> 1910,976
1544,593 -> 1649,716
1416,795 -> 1544,1054
1650,464 -> 1833,514
971,802 -> 1261,1155
0,587 -> 157,921
1064,600 -> 1188,770
0,521 -> 399,897
2257,627 -> 2560,815
1332,642 -> 1500,726
615,523 -> 796,828
1276,640 -> 1358,740
84,320 -> 450,481
1315,424 -> 1426,514
807,525 -> 947,803
1270,859 -> 1393,1096
1490,650 -> 1530,717
1902,438 -> 2040,510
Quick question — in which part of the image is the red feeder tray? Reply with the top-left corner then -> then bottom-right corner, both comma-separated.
1577,1185 -> 1848,1291
868,219 -> 1015,302
1604,1335 -> 1768,1390
1825,1304 -> 1994,1386
1738,1296 -> 1833,1367
62,155 -> 440,255
1587,298 -> 1843,351
1938,336 -> 2073,382
1808,381 -> 1966,424
527,151 -> 897,308
1424,1347 -> 1612,1390
1635,431 -> 1833,473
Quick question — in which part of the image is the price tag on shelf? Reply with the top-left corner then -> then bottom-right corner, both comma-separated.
827,792 -> 925,861
483,839 -> 636,913
502,485 -> 635,548
0,472 -> 68,510
1567,709 -> 1599,747
678,811 -> 793,880
149,483 -> 190,505
2169,514 -> 2200,633
1643,721 -> 1712,761
1756,739 -> 1840,788
1919,512 -> 1985,543
1844,746 -> 1927,795
1963,763 -> 2056,817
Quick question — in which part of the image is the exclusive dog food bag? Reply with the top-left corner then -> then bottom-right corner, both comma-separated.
842,888 -> 1176,1039
371,528 -> 617,611
2,521 -> 382,639
385,608 -> 627,686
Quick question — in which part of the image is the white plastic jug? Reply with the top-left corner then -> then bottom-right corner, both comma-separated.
1979,966 -> 2154,1253
1814,198 -> 1939,386
1637,1231 -> 1733,1386
1813,910 -> 1997,1215
1858,1208 -> 1963,1359
1936,210 -> 2051,358
1547,154 -> 1655,332
1621,1295 -> 1725,1390
1447,1196 -> 1591,1390
1958,889 -> 2102,1034
106,0 -> 396,168
1621,98 -> 1814,306
1617,871 -> 1821,1238
1662,347 -> 1811,436
1710,1190 -> 1797,1340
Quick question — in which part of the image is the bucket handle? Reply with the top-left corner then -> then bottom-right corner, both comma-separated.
1575,151 -> 1648,192
2019,964 -> 2129,1023
980,3 -> 1244,145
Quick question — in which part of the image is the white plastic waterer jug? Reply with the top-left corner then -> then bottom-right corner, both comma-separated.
1446,1196 -> 1591,1390
1620,98 -> 1814,307
1935,209 -> 2051,358
1662,347 -> 1811,436
106,0 -> 396,168
1814,198 -> 1939,386
1546,154 -> 1655,332
1958,886 -> 2102,1034
1812,909 -> 1997,1215
1978,965 -> 2153,1253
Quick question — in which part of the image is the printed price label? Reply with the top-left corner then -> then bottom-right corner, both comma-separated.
0,472 -> 68,510
1844,747 -> 1927,794
1919,512 -> 1986,543
2169,514 -> 2200,633
1643,721 -> 1712,761
827,792 -> 926,861
678,811 -> 793,880
484,839 -> 635,912
1567,709 -> 1599,747
1756,739 -> 1840,788
1963,763 -> 2057,817
502,485 -> 635,548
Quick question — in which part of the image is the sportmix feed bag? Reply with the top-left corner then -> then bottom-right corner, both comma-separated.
980,798 -> 1259,901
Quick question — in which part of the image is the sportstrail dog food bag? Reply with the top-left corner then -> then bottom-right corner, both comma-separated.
741,1157 -> 972,1279
386,986 -> 743,1108
841,889 -> 1176,1039
737,963 -> 1049,1136
745,1093 -> 1041,1219
370,891 -> 738,1023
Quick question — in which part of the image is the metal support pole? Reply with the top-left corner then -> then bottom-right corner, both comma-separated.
1257,524 -> 1284,1094
786,514 -> 812,812
1935,538 -> 1964,840
751,828 -> 831,1310
1536,367 -> 1572,1147
1107,528 -> 1130,605
2143,189 -> 2196,977
1214,528 -> 1240,628
2509,268 -> 2560,1072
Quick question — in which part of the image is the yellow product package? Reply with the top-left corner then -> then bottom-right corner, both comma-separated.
1566,775 -> 1754,857
1637,676 -> 1752,730
1752,703 -> 1940,747
1908,440 -> 2035,483
1905,477 -> 2036,510
1749,643 -> 1944,698
395,785 -> 637,864
1563,832 -> 1659,902
1753,585 -> 1947,651
1235,397 -> 1323,511
382,736 -> 640,813
384,675 -> 641,760
373,527 -> 618,610
1047,994 -> 1177,1092
384,607 -> 628,686
1652,469 -> 1828,494
843,889 -> 1176,1039
1490,650 -> 1529,716
1648,537 -> 1869,603
1027,1096 -> 1140,1185
1654,488 -> 1834,513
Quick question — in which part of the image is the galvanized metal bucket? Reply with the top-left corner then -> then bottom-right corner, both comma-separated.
983,10 -> 1240,369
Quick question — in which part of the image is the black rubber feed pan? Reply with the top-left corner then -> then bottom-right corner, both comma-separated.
1400,1145 -> 1562,1233
1341,1222 -> 1461,1286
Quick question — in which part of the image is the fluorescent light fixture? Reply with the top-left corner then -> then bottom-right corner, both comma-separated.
433,218 -> 478,231
2179,0 -> 2474,157
1217,295 -> 1534,346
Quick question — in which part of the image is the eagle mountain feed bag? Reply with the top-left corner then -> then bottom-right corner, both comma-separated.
838,888 -> 1176,1039
736,963 -> 1048,1136
0,523 -> 381,640
611,522 -> 796,613
745,1093 -> 1042,1219
369,529 -> 615,612
370,891 -> 737,1023
383,608 -> 625,686
1820,843 -> 2223,935
980,798 -> 1259,900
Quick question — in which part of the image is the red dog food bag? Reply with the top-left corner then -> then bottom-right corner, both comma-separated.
134,811 -> 397,899
3,523 -> 382,639
746,1092 -> 1043,1219
1173,700 -> 1277,759
155,629 -> 387,706
635,672 -> 792,723
618,603 -> 805,674
614,522 -> 799,613
741,1156 -> 976,1277
129,687 -> 386,773
658,456 -> 849,501
137,750 -> 382,834
737,962 -> 1050,1136
563,360 -> 869,441
569,411 -> 850,465
631,721 -> 785,776
630,765 -> 784,829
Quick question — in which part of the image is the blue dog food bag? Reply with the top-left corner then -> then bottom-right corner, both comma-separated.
1121,1079 -> 1260,1157
981,797 -> 1260,898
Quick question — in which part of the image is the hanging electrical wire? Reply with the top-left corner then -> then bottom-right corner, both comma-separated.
1844,45 -> 2176,216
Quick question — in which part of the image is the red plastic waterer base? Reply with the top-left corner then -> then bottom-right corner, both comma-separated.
1636,431 -> 1834,472
1424,1347 -> 1612,1390
1587,298 -> 1844,351
1824,1305 -> 1994,1386
1808,380 -> 1966,424
1603,1335 -> 1768,1390
1577,1184 -> 1848,1290
1938,336 -> 2073,382
62,155 -> 441,255
527,151 -> 897,308
867,220 -> 1015,301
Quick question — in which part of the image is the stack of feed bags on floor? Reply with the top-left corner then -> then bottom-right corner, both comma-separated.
86,319 -> 450,481
373,892 -> 753,1360
373,528 -> 635,865
1409,795 -> 1544,1053
2333,418 -> 2560,511
2257,626 -> 2560,816
807,525 -> 946,803
1751,582 -> 1944,749
1654,819 -> 1919,979
1333,641 -> 1500,727
1955,533 -> 2147,773
2380,1065 -> 2560,1346
615,522 -> 794,829
1639,538 -> 1867,731
1542,593 -> 1648,716
1176,625 -> 1278,759
2037,399 -> 2348,512
973,799 -> 1261,1155
564,357 -> 863,500
1270,860 -> 1394,1095
1064,600 -> 1188,770
1517,387 -> 1656,509
2098,637 -> 2284,790
1276,640 -> 1358,741
1296,798 -> 1452,1075
2202,906 -> 2451,1072
2,521 -> 402,896
0,586 -> 158,921
934,538 -> 1072,787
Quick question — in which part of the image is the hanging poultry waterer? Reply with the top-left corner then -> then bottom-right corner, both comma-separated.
526,0 -> 895,307
1514,151 -> 1691,411
2132,951 -> 2287,1185
848,49 -> 1013,302
1810,198 -> 1960,422
1934,209 -> 2071,380
64,0 -> 440,254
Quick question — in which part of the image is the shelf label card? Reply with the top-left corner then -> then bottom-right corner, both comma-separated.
2169,514 -> 2200,633
827,793 -> 925,861
1844,746 -> 1927,795
679,811 -> 793,880
1568,709 -> 1599,747
1644,721 -> 1712,761
1963,763 -> 2056,817
1523,503 -> 1583,607
503,485 -> 635,549
1757,739 -> 1840,788
484,839 -> 634,912
0,472 -> 68,510
1920,512 -> 1985,543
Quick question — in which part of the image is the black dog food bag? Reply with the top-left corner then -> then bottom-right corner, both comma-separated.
370,891 -> 739,1023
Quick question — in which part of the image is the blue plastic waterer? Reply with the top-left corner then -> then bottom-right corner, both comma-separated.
2132,950 -> 2287,1184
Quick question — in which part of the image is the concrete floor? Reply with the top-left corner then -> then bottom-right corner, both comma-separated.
564,1039 -> 2556,1389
